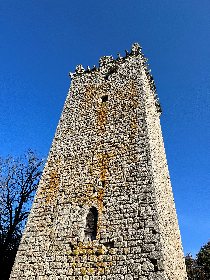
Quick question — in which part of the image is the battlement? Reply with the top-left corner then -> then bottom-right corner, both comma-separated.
69,43 -> 142,78
69,42 -> 161,113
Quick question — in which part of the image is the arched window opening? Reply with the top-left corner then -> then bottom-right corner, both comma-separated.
84,207 -> 98,241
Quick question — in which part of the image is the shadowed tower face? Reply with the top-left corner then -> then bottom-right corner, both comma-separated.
10,43 -> 187,280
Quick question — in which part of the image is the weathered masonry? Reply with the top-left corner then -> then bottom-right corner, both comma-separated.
10,43 -> 187,280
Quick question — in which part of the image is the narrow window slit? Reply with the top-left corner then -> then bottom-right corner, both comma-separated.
93,187 -> 96,194
150,259 -> 158,272
104,241 -> 114,248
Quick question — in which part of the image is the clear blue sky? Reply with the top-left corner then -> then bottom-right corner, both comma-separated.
0,0 -> 209,257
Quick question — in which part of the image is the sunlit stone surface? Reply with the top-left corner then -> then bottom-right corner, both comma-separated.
10,43 -> 187,280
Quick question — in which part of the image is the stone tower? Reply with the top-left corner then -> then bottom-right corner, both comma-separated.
10,43 -> 187,280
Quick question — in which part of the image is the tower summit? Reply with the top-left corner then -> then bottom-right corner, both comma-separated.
11,43 -> 187,280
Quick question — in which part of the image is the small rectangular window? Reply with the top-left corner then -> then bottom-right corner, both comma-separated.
101,95 -> 108,103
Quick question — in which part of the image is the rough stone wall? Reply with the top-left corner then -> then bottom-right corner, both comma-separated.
10,43 -> 187,280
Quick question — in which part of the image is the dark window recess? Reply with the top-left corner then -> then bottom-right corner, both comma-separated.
101,95 -> 108,103
109,68 -> 116,75
93,187 -> 96,194
69,243 -> 74,250
104,67 -> 117,80
84,207 -> 98,241
150,259 -> 158,272
101,180 -> 105,188
104,241 -> 114,248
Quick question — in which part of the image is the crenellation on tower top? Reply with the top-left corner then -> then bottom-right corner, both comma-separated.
69,43 -> 161,113
71,43 -> 160,115
69,43 -> 143,79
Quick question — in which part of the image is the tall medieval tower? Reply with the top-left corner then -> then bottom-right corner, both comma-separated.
10,43 -> 187,280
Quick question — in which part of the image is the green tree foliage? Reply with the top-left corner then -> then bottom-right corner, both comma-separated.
185,241 -> 210,280
197,241 -> 210,279
185,253 -> 196,280
0,151 -> 44,280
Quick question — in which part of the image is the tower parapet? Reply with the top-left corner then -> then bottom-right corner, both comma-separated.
69,43 -> 161,113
